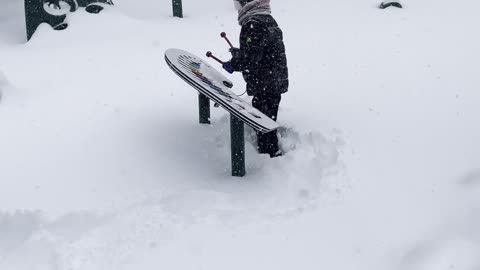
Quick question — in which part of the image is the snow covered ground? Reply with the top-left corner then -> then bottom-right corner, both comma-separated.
1,0 -> 479,269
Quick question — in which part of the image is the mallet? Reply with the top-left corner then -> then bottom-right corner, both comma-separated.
205,51 -> 234,89
220,32 -> 234,48
206,51 -> 224,64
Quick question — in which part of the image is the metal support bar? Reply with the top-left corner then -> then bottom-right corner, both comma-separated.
230,114 -> 245,177
198,94 -> 210,124
172,0 -> 183,18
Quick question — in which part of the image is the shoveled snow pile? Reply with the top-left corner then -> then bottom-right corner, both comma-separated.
1,0 -> 479,269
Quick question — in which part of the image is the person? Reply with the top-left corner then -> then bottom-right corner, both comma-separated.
223,0 -> 289,158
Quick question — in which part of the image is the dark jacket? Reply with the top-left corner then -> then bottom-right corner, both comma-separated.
230,14 -> 289,96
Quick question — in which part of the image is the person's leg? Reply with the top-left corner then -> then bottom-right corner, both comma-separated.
252,93 -> 281,155
252,94 -> 267,153
262,94 -> 281,156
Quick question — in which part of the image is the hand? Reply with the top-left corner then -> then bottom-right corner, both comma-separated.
229,47 -> 241,59
222,62 -> 234,74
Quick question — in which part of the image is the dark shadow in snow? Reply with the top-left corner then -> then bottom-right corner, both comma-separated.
459,169 -> 480,188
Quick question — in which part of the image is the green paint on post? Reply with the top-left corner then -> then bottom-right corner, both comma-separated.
198,93 -> 210,124
172,0 -> 183,18
230,114 -> 245,177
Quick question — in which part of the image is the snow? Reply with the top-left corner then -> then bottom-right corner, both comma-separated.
1,0 -> 480,269
0,69 -> 8,101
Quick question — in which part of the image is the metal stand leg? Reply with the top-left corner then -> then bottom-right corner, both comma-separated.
230,114 -> 245,177
172,0 -> 183,18
198,94 -> 210,124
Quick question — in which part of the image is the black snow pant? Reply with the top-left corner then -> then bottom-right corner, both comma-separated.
252,92 -> 282,155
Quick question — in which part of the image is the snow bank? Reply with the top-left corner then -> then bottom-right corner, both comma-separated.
0,211 -> 42,257
0,0 -> 479,269
0,0 -> 26,44
398,201 -> 480,270
0,211 -> 108,270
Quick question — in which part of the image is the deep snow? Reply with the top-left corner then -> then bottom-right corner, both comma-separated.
1,0 -> 480,269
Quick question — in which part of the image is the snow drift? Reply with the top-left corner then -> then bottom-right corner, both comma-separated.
0,0 -> 479,269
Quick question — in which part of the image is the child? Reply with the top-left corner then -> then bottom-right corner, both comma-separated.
223,0 -> 289,158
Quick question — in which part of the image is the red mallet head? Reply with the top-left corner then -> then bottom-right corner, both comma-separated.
220,32 -> 234,48
205,51 -> 224,64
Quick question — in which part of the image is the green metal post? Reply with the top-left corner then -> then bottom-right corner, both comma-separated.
24,0 -> 66,41
25,0 -> 40,40
172,0 -> 183,18
230,114 -> 245,177
198,94 -> 210,124
24,0 -> 113,41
